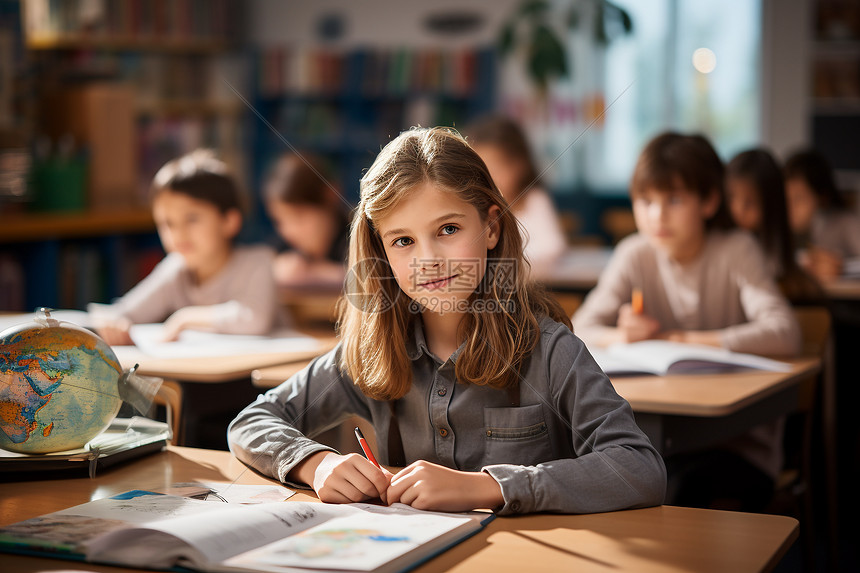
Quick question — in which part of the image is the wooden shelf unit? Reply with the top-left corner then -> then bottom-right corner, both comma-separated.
0,210 -> 154,243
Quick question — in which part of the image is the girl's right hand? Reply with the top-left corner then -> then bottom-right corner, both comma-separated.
294,451 -> 392,504
617,303 -> 660,342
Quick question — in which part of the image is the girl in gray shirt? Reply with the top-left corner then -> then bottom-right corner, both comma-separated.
228,127 -> 666,515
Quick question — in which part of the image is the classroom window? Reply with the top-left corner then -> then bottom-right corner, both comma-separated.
500,0 -> 762,194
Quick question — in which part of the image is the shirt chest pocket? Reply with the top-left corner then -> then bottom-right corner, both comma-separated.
483,404 -> 553,466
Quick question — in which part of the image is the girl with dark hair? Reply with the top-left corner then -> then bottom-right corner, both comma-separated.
727,148 -> 822,303
784,149 -> 860,281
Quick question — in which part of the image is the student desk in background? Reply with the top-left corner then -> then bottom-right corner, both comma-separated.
0,445 -> 798,573
255,358 -> 820,458
822,278 -> 860,300
113,329 -> 338,450
539,245 -> 613,294
278,282 -> 343,327
610,357 -> 820,456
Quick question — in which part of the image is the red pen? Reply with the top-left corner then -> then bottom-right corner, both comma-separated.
354,427 -> 381,468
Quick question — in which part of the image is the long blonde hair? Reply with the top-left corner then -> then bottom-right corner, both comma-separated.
337,127 -> 569,400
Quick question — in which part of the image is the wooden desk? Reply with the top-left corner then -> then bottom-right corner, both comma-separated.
612,357 -> 820,456
539,245 -> 612,293
113,331 -> 337,383
111,330 -> 338,449
279,284 -> 343,327
0,446 -> 798,573
256,358 -> 819,458
822,277 -> 860,300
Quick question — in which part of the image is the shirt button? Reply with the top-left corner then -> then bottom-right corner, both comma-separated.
511,500 -> 521,512
439,427 -> 448,437
437,387 -> 447,396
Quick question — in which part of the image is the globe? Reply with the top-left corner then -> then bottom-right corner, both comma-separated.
0,314 -> 123,454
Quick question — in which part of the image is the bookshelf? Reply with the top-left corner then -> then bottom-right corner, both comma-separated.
0,0 -> 246,312
0,210 -> 161,312
249,46 -> 496,229
809,0 -> 860,187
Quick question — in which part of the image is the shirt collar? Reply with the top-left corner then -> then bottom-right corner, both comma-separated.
406,316 -> 466,366
406,317 -> 430,360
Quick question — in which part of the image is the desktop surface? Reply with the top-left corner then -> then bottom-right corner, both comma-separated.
0,446 -> 798,573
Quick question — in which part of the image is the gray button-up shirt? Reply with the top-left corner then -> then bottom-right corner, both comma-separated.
227,317 -> 666,515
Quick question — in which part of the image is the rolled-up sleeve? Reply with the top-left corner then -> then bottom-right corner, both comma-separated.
227,344 -> 371,483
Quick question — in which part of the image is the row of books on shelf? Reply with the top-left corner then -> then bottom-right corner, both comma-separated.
258,48 -> 485,99
266,97 -> 462,151
137,115 -> 234,197
24,0 -> 239,45
53,242 -> 160,311
813,57 -> 860,101
124,53 -> 213,104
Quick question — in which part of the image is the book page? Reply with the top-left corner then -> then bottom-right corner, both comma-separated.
127,324 -> 321,358
224,504 -> 479,573
587,347 -> 660,376
0,492 -> 490,573
602,340 -> 792,375
156,482 -> 296,504
0,492 -> 212,556
84,497 -> 354,569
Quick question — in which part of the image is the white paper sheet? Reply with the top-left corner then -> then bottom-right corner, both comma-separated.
127,324 -> 321,359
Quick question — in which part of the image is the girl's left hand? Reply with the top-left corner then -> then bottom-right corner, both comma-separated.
386,460 -> 504,512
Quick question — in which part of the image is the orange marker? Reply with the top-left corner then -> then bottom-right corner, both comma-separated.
631,288 -> 644,315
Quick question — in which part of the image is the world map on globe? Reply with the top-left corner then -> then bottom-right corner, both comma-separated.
0,320 -> 122,454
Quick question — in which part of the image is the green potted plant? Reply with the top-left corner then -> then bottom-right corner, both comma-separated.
499,0 -> 634,96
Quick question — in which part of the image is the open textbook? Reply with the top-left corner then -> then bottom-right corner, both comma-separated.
0,312 -> 323,360
588,340 -> 792,376
0,490 -> 493,573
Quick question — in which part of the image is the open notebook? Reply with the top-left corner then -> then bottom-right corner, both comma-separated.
0,311 -> 326,359
588,340 -> 792,376
127,324 -> 322,359
0,490 -> 493,573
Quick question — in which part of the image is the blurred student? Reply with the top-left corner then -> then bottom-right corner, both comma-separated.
464,115 -> 567,276
784,149 -> 860,281
91,150 -> 282,345
264,153 -> 350,288
573,132 -> 801,511
726,148 -> 823,303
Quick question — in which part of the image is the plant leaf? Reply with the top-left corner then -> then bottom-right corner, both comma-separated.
499,22 -> 515,55
519,0 -> 550,18
529,23 -> 568,85
567,6 -> 580,29
594,1 -> 608,45
620,8 -> 633,34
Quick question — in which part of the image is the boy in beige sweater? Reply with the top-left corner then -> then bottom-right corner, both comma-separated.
573,132 -> 800,511
92,150 -> 284,345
